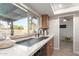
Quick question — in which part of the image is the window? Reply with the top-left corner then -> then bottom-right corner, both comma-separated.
0,3 -> 40,36
0,16 -> 39,36
0,14 -> 40,36
13,16 -> 39,36
0,20 -> 10,35
13,17 -> 28,35
28,17 -> 39,34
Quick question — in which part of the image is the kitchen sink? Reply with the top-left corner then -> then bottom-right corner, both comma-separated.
16,36 -> 49,47
38,36 -> 48,40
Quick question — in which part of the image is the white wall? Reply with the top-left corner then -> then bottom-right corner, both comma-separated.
49,17 -> 59,50
60,18 -> 73,41
48,14 -> 79,54
73,14 -> 79,54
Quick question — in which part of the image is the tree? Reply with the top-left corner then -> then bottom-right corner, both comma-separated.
13,25 -> 24,30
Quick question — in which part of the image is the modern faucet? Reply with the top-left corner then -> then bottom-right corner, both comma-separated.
34,28 -> 48,38
34,28 -> 42,38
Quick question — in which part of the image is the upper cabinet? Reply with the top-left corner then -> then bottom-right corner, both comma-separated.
41,15 -> 49,29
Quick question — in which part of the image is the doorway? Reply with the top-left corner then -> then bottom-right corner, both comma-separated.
59,15 -> 74,55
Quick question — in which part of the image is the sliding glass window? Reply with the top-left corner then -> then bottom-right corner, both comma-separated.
13,16 -> 39,36
13,17 -> 29,35
0,3 -> 40,36
0,20 -> 10,36
28,17 -> 39,34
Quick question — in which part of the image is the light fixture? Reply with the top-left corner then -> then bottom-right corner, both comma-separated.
63,19 -> 67,22
58,4 -> 63,8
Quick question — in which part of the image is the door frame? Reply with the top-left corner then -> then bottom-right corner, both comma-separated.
58,14 -> 75,53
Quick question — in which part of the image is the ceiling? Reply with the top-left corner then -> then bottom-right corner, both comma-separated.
0,3 -> 17,15
0,3 -> 79,20
24,3 -> 54,17
60,15 -> 73,23
0,3 -> 28,21
52,3 -> 79,11
63,16 -> 73,20
24,3 -> 79,17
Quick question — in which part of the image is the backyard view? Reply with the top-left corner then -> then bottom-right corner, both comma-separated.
0,16 -> 39,36
14,17 -> 39,35
13,17 -> 28,35
0,20 -> 11,36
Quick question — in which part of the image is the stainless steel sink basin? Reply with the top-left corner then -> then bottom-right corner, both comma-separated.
16,36 -> 49,47
38,36 -> 48,40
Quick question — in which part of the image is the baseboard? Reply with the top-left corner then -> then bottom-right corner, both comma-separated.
54,47 -> 60,50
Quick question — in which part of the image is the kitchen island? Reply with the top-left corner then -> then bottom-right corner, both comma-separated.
0,35 -> 54,56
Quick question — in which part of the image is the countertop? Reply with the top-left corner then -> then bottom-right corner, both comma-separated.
0,35 -> 54,56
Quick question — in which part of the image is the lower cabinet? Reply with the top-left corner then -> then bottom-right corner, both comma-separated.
34,37 -> 54,56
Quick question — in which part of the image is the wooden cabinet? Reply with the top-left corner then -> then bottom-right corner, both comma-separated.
34,37 -> 54,56
41,15 -> 49,29
41,37 -> 54,56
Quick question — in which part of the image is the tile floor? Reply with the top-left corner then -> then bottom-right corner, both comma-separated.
53,40 -> 79,56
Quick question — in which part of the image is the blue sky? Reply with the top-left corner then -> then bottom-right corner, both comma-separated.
14,18 -> 28,27
14,18 -> 38,27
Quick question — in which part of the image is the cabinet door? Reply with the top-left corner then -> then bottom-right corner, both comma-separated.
46,39 -> 53,56
41,15 -> 48,28
42,38 -> 54,56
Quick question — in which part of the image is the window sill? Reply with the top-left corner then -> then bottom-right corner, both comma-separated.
10,33 -> 36,40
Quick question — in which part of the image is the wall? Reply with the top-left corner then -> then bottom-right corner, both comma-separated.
73,14 -> 79,54
49,14 -> 79,54
60,18 -> 73,41
49,17 -> 59,50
